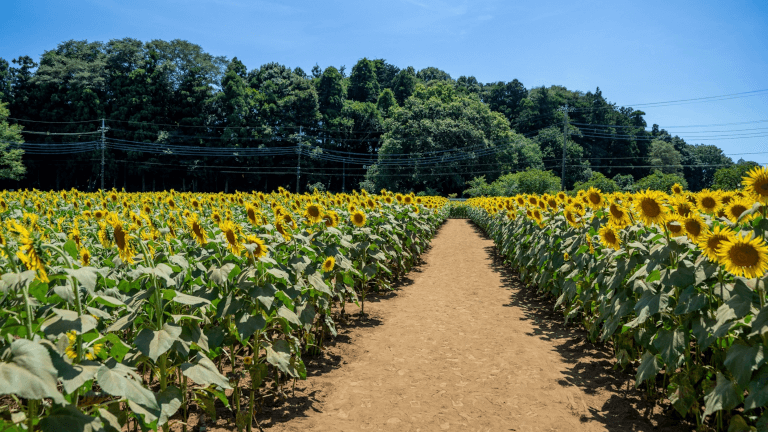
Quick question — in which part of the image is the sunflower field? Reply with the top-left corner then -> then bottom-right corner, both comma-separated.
466,168 -> 768,431
0,187 -> 447,431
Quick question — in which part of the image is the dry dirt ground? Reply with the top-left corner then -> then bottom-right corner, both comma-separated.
238,219 -> 686,432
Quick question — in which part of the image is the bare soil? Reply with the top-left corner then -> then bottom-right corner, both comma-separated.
193,219 -> 689,431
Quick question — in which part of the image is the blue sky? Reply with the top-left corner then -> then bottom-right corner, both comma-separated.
2,0 -> 767,162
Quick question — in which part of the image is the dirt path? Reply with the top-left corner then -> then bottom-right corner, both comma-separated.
267,219 -> 685,432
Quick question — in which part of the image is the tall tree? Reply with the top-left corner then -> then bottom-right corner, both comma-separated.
391,67 -> 417,105
347,58 -> 380,103
649,139 -> 683,175
0,102 -> 26,180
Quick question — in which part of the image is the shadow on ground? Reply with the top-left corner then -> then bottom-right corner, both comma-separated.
251,253 -> 431,429
467,221 -> 690,432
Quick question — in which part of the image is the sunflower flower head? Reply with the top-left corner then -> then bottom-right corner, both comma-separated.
322,256 -> 336,273
599,224 -> 621,250
351,210 -> 367,228
716,231 -> 768,278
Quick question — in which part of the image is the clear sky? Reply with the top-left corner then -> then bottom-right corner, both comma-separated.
2,0 -> 767,162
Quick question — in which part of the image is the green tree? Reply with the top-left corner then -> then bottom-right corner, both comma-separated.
572,172 -> 619,193
682,144 -> 733,191
0,102 -> 26,180
649,139 -> 683,174
633,170 -> 687,192
316,66 -> 344,119
371,59 -> 399,89
533,125 -> 590,189
369,82 -> 541,195
391,67 -> 417,105
483,79 -> 527,124
348,58 -> 380,103
416,67 -> 452,82
376,88 -> 397,116
712,160 -> 759,190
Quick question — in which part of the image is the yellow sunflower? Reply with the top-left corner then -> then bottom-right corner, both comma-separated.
322,256 -> 335,272
682,214 -> 707,242
186,214 -> 207,245
585,187 -> 604,208
671,183 -> 684,195
275,220 -> 292,241
351,210 -> 367,228
665,215 -> 686,238
245,235 -> 267,259
304,203 -> 324,224
219,220 -> 243,256
696,190 -> 721,215
608,200 -> 631,228
634,190 -> 668,226
724,198 -> 753,223
599,224 -> 621,250
698,225 -> 735,262
716,232 -> 768,278
743,165 -> 768,204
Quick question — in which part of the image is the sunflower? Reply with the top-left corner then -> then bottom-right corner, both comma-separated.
384,196 -> 394,205
696,190 -> 721,215
682,214 -> 707,242
665,216 -> 686,238
245,235 -> 267,259
8,221 -> 49,282
599,224 -> 621,250
219,220 -> 243,256
80,247 -> 91,266
608,200 -> 631,228
634,190 -> 668,226
586,187 -> 604,208
671,183 -> 684,195
304,203 -> 324,224
563,252 -> 570,261
245,204 -> 261,225
275,220 -> 292,241
113,222 -> 136,263
698,225 -> 735,262
323,210 -> 340,228
743,166 -> 768,204
717,232 -> 768,278
403,195 -> 413,205
186,214 -> 207,245
724,198 -> 753,223
671,197 -> 694,217
564,205 -> 581,227
351,210 -> 367,228
322,256 -> 336,272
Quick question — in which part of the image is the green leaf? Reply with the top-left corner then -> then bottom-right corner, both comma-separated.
727,415 -> 754,432
48,345 -> 100,394
0,339 -> 65,404
674,286 -> 707,315
744,364 -> 768,410
216,293 -> 244,319
93,295 -> 125,308
96,362 -> 160,422
307,272 -> 332,296
64,267 -> 99,293
265,339 -> 297,377
41,309 -> 99,336
180,353 -> 231,389
725,343 -> 765,388
134,323 -> 182,362
236,313 -> 266,341
703,372 -> 743,418
635,351 -> 661,387
668,375 -> 697,417
62,240 -> 79,261
39,405 -> 105,432
749,307 -> 768,338
653,327 -> 686,369
278,305 -> 302,328
249,283 -> 276,310
162,289 -> 210,307
157,386 -> 182,426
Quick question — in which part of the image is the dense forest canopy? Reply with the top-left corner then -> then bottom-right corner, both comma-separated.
0,38 -> 749,194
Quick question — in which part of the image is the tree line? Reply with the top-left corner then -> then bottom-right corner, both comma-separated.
0,38 -> 753,194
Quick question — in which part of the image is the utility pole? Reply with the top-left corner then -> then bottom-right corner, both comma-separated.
100,118 -> 106,191
557,104 -> 573,191
296,126 -> 302,194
